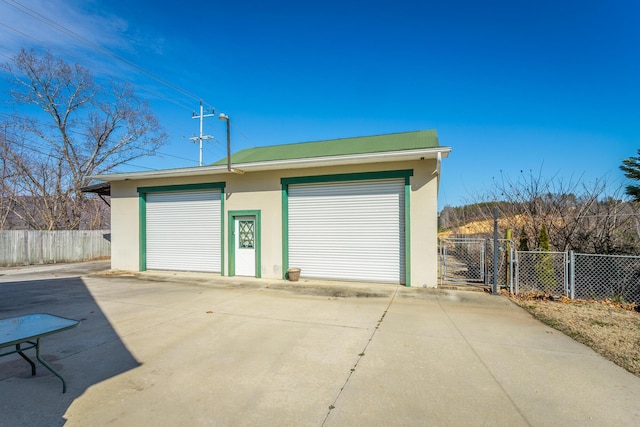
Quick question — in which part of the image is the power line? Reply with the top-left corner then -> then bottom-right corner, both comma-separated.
1,124 -> 218,175
0,1 -> 239,167
203,112 -> 256,152
0,0 -> 224,139
1,0 -> 203,103
1,123 -> 199,175
116,162 -> 157,171
0,13 -> 223,164
0,112 -> 200,165
0,21 -> 197,114
0,106 -> 196,153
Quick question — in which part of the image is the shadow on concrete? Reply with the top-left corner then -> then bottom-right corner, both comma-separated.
0,275 -> 140,426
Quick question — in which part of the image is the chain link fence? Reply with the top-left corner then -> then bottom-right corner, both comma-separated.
514,251 -> 568,296
513,251 -> 640,305
439,238 -> 514,289
439,238 -> 485,284
440,237 -> 640,304
485,239 -> 515,291
572,253 -> 640,303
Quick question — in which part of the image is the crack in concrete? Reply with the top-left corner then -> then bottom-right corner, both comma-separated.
435,294 -> 533,427
321,286 -> 399,426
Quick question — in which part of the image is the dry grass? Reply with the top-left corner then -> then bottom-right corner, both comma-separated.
508,292 -> 640,377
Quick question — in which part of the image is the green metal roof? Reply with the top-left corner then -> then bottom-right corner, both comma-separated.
213,130 -> 440,165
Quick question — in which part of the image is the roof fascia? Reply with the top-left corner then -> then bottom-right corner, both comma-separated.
90,147 -> 451,182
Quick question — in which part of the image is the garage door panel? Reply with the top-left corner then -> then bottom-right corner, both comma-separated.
288,180 -> 405,283
146,190 -> 221,273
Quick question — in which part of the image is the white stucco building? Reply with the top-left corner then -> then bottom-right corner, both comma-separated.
91,130 -> 450,287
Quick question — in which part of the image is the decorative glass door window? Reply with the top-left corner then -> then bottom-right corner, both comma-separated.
238,220 -> 255,249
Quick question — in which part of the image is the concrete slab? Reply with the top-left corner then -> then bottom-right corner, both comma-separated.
326,289 -> 640,426
1,262 -> 639,426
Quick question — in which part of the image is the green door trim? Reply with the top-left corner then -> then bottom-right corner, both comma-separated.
227,210 -> 261,278
280,169 -> 413,286
137,182 -> 226,272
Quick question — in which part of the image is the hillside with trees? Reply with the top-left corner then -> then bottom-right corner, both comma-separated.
439,171 -> 640,255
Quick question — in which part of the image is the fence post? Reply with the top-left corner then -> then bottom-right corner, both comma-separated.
514,251 -> 519,295
563,251 -> 569,297
483,240 -> 489,287
509,245 -> 514,294
569,251 -> 575,300
492,208 -> 499,295
438,240 -> 443,288
505,229 -> 512,291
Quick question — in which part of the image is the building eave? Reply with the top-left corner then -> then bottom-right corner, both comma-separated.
89,147 -> 451,182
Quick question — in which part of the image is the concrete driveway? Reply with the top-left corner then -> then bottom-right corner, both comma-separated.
1,262 -> 639,426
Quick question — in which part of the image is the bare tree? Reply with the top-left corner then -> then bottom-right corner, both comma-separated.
0,49 -> 166,230
440,170 -> 640,255
0,127 -> 15,229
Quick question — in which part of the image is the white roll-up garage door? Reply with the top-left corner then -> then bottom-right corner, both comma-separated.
288,179 -> 405,283
146,190 -> 221,272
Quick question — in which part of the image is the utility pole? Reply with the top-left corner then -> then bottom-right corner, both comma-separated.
190,100 -> 214,166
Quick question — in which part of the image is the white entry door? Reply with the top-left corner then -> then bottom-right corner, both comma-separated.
234,216 -> 256,276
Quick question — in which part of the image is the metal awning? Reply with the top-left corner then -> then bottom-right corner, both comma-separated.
80,182 -> 111,206
80,182 -> 111,196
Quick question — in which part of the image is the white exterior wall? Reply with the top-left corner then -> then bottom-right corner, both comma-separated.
408,162 -> 439,287
110,180 -> 141,271
221,173 -> 283,278
109,158 -> 439,287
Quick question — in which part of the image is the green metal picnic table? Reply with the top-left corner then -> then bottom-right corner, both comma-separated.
0,313 -> 80,393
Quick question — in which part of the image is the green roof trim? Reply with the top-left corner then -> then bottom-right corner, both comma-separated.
213,130 -> 440,165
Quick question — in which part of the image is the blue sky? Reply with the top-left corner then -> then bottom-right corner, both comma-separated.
0,0 -> 638,209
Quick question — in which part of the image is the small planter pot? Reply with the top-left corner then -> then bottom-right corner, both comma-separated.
287,268 -> 301,282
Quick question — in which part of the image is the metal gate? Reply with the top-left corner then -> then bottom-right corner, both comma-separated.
439,238 -> 485,284
439,238 -> 515,290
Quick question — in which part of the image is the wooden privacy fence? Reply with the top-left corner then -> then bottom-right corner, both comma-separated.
0,230 -> 111,267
